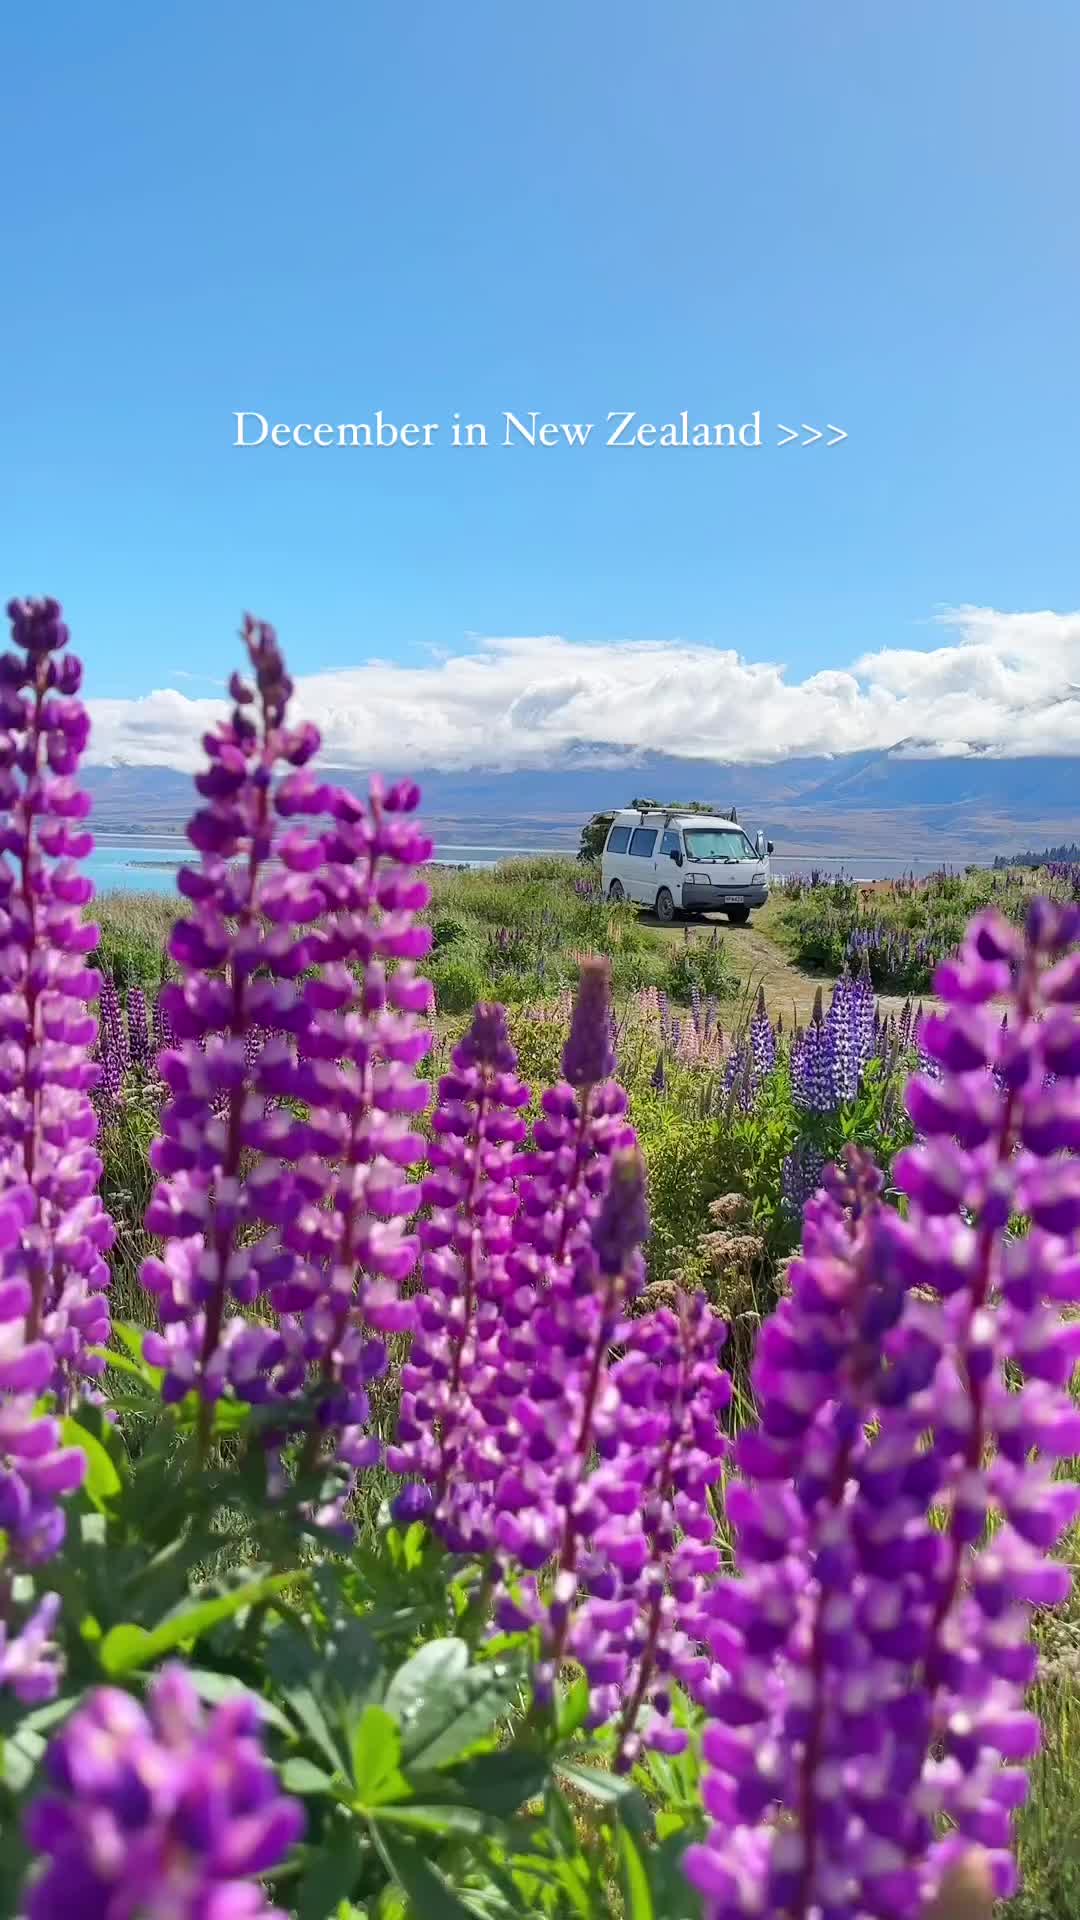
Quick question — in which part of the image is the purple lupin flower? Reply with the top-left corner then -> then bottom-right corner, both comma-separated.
0,598 -> 114,1397
0,1269 -> 87,1567
151,985 -> 175,1062
127,985 -> 151,1070
879,901 -> 1080,1904
472,964 -> 638,1652
22,1662 -> 305,1920
688,902 -> 1080,1917
140,618 -> 325,1426
262,773 -> 434,1533
749,985 -> 777,1080
98,976 -> 130,1084
517,1149 -> 653,1716
780,1139 -> 827,1218
563,954 -> 617,1089
853,948 -> 876,1063
510,959 -> 636,1277
790,989 -> 834,1114
824,969 -> 862,1104
388,1002 -> 530,1545
685,1147 -> 943,1918
721,1039 -> 753,1116
609,1292 -> 731,1772
0,1590 -> 62,1704
94,1004 -> 126,1116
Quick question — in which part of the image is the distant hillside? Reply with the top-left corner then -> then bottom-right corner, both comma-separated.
81,747 -> 1080,861
82,764 -> 196,834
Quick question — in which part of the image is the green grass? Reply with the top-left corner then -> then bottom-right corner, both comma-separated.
424,857 -> 740,1008
1014,1657 -> 1080,1916
91,889 -> 176,990
92,859 -> 743,1012
771,864 -> 1080,993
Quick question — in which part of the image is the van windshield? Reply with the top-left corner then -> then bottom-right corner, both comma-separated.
683,827 -> 758,862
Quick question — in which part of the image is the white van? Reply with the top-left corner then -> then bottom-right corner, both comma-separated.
600,807 -> 771,925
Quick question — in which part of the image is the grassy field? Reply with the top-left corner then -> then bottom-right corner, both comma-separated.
89,862 -> 1080,1916
770,863 -> 1080,994
90,859 -> 743,1010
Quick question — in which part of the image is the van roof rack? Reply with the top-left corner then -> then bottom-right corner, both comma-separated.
631,802 -> 738,824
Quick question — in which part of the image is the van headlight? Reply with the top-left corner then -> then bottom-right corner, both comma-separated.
689,872 -> 709,885
753,870 -> 766,884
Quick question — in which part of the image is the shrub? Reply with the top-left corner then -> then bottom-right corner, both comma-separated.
663,927 -> 738,999
428,945 -> 489,1012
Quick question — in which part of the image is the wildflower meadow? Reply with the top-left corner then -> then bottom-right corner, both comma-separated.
774,868 -> 1080,996
1,596 -> 1079,1920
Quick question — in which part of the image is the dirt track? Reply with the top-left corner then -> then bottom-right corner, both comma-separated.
640,907 -> 923,1027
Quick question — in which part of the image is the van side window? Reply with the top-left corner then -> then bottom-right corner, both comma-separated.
661,832 -> 681,857
629,828 -> 657,857
606,825 -> 631,854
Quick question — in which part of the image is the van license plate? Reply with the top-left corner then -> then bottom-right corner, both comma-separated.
723,895 -> 743,905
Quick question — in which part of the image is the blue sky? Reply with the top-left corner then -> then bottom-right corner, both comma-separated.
4,2 -> 1079,757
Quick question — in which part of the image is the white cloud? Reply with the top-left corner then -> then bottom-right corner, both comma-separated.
85,606 -> 1080,773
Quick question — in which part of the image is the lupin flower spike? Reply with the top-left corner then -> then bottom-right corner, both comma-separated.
23,1662 -> 304,1920
688,903 -> 1080,1917
0,599 -> 114,1386
0,601 -> 113,1611
388,1002 -> 530,1546
139,617 -> 325,1426
263,769 -> 434,1534
500,1149 -> 653,1718
609,1291 -> 731,1772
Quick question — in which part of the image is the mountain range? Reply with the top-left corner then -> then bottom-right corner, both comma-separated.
81,745 -> 1080,862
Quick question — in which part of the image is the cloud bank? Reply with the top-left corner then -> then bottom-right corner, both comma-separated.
85,606 -> 1080,773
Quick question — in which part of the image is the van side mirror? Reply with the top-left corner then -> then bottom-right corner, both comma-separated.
669,849 -> 683,866
767,840 -> 774,855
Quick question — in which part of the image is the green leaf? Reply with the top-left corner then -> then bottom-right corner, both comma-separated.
556,1672 -> 590,1740
322,1616 -> 383,1735
294,1823 -> 366,1920
388,1643 -> 524,1772
444,1748 -> 550,1817
98,1623 -> 152,1673
374,1803 -> 494,1838
618,1826 -> 655,1920
384,1638 -> 467,1721
282,1757 -> 338,1796
91,1347 -> 151,1386
2,1729 -> 44,1794
649,1831 -> 704,1920
555,1759 -> 644,1810
352,1704 -> 407,1807
111,1323 -> 148,1362
100,1572 -> 297,1675
374,1831 -> 483,1920
61,1414 -> 122,1510
266,1628 -> 343,1773
543,1782 -> 580,1860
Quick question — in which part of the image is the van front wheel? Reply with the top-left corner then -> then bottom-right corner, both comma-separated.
608,880 -> 625,903
724,906 -> 751,925
655,887 -> 676,925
